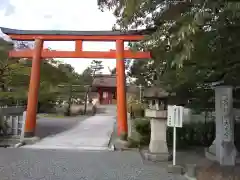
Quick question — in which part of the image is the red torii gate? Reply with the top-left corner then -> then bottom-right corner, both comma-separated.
1,27 -> 151,138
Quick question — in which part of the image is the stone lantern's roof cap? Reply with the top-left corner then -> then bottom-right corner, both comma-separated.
143,87 -> 175,98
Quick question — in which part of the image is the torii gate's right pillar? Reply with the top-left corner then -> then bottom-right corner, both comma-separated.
116,40 -> 128,137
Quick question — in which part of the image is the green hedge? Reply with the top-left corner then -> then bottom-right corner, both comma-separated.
134,119 -> 216,149
134,119 -> 240,151
134,119 -> 151,146
166,122 -> 215,149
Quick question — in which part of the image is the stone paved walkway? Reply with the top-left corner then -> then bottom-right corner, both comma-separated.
23,115 -> 115,150
0,105 -> 186,179
0,148 -> 185,180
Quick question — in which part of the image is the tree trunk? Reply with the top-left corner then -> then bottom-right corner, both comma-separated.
83,70 -> 96,115
83,86 -> 90,115
66,85 -> 72,116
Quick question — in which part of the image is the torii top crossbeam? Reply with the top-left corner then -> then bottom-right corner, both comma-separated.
1,27 -> 151,59
1,27 -> 152,41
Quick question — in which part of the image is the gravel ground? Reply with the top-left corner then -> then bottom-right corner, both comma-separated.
0,148 -> 185,180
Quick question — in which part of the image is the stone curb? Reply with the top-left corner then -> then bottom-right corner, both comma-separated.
167,165 -> 184,175
0,137 -> 22,148
143,151 -> 172,162
184,164 -> 197,180
22,136 -> 40,145
107,117 -> 139,152
167,164 -> 198,180
14,142 -> 25,148
107,119 -> 117,150
184,174 -> 197,180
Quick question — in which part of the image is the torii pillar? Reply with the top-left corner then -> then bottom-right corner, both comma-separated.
116,40 -> 128,137
24,39 -> 43,137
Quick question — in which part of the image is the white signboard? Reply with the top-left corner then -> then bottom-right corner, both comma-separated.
167,105 -> 184,166
167,105 -> 183,128
167,105 -> 174,127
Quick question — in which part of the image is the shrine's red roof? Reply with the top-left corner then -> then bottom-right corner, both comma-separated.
92,75 -> 142,93
92,74 -> 116,88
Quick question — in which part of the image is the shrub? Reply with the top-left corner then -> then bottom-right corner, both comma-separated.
127,95 -> 144,114
133,117 -> 240,151
135,119 -> 150,135
166,121 -> 215,149
134,119 -> 217,149
134,118 -> 151,146
127,98 -> 146,118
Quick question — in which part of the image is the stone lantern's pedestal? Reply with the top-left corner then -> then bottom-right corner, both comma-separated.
143,109 -> 171,161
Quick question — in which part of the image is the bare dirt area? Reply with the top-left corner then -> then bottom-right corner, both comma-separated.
197,163 -> 240,180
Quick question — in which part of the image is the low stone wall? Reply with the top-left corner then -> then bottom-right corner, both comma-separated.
55,104 -> 96,115
0,106 -> 25,137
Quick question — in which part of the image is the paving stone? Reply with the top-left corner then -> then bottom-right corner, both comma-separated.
0,148 -> 186,180
23,115 -> 115,150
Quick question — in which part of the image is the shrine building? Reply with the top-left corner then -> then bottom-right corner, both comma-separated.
91,74 -> 117,105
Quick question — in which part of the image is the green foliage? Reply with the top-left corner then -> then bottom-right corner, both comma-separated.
0,40 -> 86,109
98,0 -> 240,112
134,118 -> 151,146
134,119 -> 217,149
135,119 -> 150,135
90,60 -> 104,74
82,67 -> 93,84
166,121 -> 215,149
127,95 -> 145,117
0,41 -> 30,104
128,59 -> 155,86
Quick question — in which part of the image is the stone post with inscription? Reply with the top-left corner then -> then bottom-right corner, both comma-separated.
205,85 -> 237,166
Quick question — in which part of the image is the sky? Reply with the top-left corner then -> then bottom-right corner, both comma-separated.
0,0 -> 124,74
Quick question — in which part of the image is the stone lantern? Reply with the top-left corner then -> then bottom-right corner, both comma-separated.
143,87 -> 174,161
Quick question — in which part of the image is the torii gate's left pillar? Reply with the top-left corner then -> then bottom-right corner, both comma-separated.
116,40 -> 128,137
24,39 -> 43,137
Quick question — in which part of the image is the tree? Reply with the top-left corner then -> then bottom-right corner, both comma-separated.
98,0 -> 240,110
83,60 -> 104,114
90,60 -> 104,74
98,0 -> 240,67
108,67 -> 116,75
82,67 -> 94,84
37,61 -> 74,113
0,39 -> 30,105
0,39 -> 82,109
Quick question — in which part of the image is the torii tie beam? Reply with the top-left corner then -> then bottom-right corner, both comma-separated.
0,27 -> 151,138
